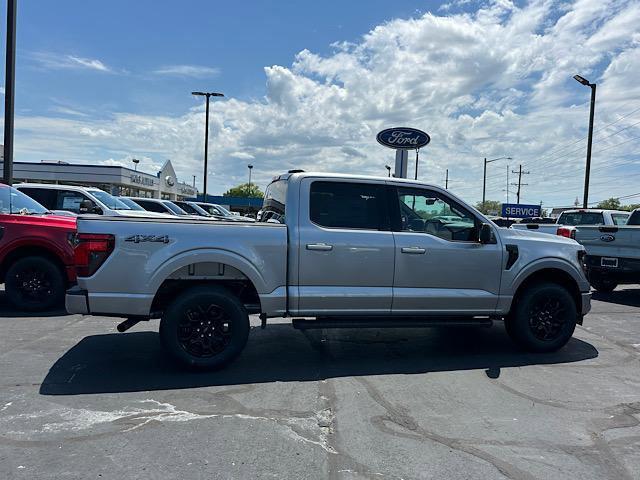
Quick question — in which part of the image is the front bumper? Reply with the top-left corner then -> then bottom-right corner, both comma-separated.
66,286 -> 89,315
581,291 -> 592,316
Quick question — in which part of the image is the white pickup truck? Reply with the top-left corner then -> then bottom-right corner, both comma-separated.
572,209 -> 640,292
66,172 -> 591,369
511,209 -> 630,236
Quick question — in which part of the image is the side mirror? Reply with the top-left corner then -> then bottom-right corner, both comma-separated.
479,223 -> 494,244
79,199 -> 98,214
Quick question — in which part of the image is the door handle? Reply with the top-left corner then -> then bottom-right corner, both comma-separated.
401,246 -> 426,254
306,243 -> 333,251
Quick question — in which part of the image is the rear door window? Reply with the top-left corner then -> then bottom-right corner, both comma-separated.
309,181 -> 388,230
611,213 -> 630,225
135,200 -> 168,213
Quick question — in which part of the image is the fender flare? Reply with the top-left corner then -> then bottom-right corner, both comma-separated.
147,248 -> 268,297
509,257 -> 585,294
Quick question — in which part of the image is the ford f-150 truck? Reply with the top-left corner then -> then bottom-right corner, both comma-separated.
572,211 -> 640,292
66,172 -> 591,369
511,209 -> 630,236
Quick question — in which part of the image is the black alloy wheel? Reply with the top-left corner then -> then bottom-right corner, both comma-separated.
178,303 -> 233,358
5,256 -> 65,311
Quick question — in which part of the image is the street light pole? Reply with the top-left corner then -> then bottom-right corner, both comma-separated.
192,91 -> 224,199
385,165 -> 391,177
247,164 -> 253,194
573,74 -> 596,208
132,158 -> 140,171
482,156 -> 512,211
3,0 -> 17,185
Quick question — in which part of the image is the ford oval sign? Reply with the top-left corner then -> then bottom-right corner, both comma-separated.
600,234 -> 615,242
376,127 -> 430,150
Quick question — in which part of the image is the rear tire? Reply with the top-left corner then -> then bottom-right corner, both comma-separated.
5,256 -> 65,311
506,282 -> 577,353
159,285 -> 250,370
589,273 -> 617,293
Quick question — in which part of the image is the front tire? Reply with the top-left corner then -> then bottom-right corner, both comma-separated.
5,256 -> 66,311
506,282 -> 577,353
159,285 -> 250,370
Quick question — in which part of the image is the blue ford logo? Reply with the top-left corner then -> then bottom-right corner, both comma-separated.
376,127 -> 430,150
600,234 -> 615,242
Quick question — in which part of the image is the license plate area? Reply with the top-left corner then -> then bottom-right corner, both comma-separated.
601,257 -> 618,268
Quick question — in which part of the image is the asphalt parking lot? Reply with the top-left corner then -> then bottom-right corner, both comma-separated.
1,288 -> 639,480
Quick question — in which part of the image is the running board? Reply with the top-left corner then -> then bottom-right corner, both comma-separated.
292,316 -> 493,330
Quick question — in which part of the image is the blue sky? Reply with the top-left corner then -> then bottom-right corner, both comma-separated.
2,0 -> 640,207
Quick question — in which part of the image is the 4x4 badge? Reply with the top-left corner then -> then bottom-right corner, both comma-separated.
124,234 -> 170,244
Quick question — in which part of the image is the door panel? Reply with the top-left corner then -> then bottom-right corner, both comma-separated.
295,179 -> 395,315
391,187 -> 503,314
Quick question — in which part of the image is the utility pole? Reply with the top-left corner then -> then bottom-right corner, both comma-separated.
506,165 -> 509,204
414,149 -> 419,180
3,0 -> 17,185
511,164 -> 530,204
445,169 -> 449,189
482,156 -> 512,210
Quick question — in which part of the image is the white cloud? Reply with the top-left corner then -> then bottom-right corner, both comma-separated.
30,52 -> 112,72
14,0 -> 640,206
153,65 -> 220,78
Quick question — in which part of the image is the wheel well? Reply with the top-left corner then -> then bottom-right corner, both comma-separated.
0,246 -> 68,285
150,272 -> 261,316
511,268 -> 582,320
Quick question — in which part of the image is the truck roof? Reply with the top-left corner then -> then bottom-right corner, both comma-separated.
559,209 -> 629,215
274,171 -> 441,189
15,183 -> 106,193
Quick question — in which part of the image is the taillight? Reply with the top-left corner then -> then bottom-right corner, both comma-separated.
556,227 -> 575,239
73,233 -> 115,277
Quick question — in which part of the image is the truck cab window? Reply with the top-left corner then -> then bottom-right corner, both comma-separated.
310,181 -> 387,230
397,188 -> 477,241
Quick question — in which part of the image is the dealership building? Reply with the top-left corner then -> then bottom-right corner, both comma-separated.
0,158 -> 197,200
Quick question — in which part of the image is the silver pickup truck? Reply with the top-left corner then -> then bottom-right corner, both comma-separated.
572,210 -> 640,292
66,172 -> 591,369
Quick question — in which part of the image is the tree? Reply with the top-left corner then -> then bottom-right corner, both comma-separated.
223,183 -> 264,198
475,200 -> 501,215
596,198 -> 621,210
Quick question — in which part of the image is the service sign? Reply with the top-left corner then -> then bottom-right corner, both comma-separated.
501,203 -> 541,219
376,127 -> 431,150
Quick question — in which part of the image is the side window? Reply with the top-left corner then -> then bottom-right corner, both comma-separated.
137,201 -> 167,213
56,191 -> 92,213
310,181 -> 388,230
397,188 -> 477,241
18,188 -> 57,209
612,214 -> 629,225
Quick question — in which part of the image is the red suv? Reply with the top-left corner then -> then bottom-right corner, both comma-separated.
0,185 -> 76,311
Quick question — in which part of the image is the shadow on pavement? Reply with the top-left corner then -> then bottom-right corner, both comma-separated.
0,293 -> 68,318
40,323 -> 599,395
592,287 -> 640,308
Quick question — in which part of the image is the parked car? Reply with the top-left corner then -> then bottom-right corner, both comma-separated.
0,185 -> 76,310
15,184 -> 168,218
127,197 -> 211,220
572,210 -> 640,292
173,200 -> 223,220
511,209 -> 630,236
194,202 -> 255,222
67,172 -> 590,370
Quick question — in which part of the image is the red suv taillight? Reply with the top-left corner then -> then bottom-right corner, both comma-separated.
556,227 -> 575,239
73,233 -> 115,277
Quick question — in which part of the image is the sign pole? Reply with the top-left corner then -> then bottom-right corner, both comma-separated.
394,149 -> 408,178
3,0 -> 17,185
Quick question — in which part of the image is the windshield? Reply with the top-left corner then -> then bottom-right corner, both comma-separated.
163,201 -> 189,215
558,211 -> 605,226
214,204 -> 233,216
91,190 -> 132,210
118,197 -> 145,210
0,186 -> 50,215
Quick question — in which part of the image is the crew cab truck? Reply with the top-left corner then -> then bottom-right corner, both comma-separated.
572,211 -> 640,292
0,185 -> 76,310
511,209 -> 630,236
66,172 -> 591,369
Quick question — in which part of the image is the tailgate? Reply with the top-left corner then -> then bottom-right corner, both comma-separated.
574,226 -> 640,259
